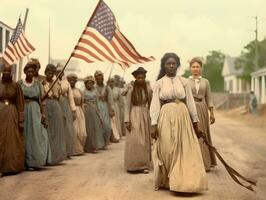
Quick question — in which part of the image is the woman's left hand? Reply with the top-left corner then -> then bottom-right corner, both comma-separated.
210,113 -> 215,124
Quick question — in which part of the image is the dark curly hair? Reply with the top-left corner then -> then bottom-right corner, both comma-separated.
156,52 -> 180,80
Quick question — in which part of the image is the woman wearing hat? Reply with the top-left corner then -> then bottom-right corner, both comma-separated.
56,64 -> 76,158
67,74 -> 87,156
43,64 -> 67,165
0,65 -> 25,174
188,57 -> 217,171
83,76 -> 105,153
150,53 -> 207,193
124,67 -> 152,174
18,62 -> 51,169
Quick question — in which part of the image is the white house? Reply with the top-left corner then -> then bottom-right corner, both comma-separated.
0,20 -> 17,80
222,56 -> 249,93
251,68 -> 266,104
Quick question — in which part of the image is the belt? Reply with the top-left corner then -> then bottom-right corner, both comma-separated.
194,97 -> 203,102
160,99 -> 176,105
0,99 -> 13,105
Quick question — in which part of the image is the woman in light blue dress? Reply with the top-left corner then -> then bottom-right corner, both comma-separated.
18,61 -> 51,169
83,76 -> 105,153
43,64 -> 67,165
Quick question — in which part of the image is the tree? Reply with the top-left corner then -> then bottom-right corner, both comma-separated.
235,38 -> 266,82
183,50 -> 225,92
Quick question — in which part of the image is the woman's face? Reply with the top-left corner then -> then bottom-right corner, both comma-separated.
95,74 -> 104,85
135,74 -> 146,85
164,57 -> 178,77
85,81 -> 94,90
45,71 -> 54,82
25,67 -> 35,80
190,62 -> 202,76
2,66 -> 12,81
68,78 -> 77,88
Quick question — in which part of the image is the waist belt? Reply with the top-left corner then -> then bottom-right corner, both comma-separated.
194,97 -> 203,102
0,99 -> 14,105
24,96 -> 39,103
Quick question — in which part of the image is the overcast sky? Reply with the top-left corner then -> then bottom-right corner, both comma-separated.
1,0 -> 266,81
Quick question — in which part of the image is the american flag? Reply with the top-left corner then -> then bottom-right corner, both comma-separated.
72,0 -> 154,68
2,18 -> 35,66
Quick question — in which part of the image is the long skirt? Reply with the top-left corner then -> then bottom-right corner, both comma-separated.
59,96 -> 75,157
45,99 -> 67,165
125,106 -> 151,171
97,101 -> 112,146
84,104 -> 105,152
153,101 -> 207,193
72,106 -> 87,155
111,116 -> 120,141
195,101 -> 217,171
0,103 -> 24,173
113,100 -> 122,137
24,101 -> 51,167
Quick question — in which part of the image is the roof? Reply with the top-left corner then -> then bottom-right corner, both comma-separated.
251,67 -> 266,77
222,56 -> 243,77
0,21 -> 14,31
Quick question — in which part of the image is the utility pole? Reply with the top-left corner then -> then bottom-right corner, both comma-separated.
254,15 -> 259,70
48,18 -> 51,63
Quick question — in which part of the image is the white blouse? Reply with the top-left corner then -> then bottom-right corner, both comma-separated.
150,75 -> 199,125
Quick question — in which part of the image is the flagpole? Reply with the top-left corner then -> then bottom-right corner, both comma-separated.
42,0 -> 103,101
17,8 -> 29,81
48,18 -> 51,63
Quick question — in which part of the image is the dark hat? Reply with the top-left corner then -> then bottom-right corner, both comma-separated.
131,67 -> 147,77
45,64 -> 56,73
24,61 -> 37,73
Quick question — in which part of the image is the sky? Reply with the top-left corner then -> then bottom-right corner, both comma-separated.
1,0 -> 266,82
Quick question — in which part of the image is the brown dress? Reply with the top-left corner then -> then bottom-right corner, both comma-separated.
124,82 -> 152,171
188,77 -> 217,170
0,80 -> 25,173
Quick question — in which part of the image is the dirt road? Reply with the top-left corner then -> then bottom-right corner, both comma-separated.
0,111 -> 265,200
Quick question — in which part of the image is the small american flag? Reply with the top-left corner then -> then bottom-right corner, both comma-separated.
2,18 -> 35,66
72,0 -> 154,68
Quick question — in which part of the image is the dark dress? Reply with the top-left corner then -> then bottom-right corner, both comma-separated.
0,80 -> 25,173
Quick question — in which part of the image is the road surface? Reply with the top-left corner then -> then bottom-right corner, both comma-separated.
0,111 -> 265,200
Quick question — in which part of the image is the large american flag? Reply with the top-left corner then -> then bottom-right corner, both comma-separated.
72,0 -> 154,68
2,18 -> 35,66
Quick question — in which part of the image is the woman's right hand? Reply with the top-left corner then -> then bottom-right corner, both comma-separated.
151,125 -> 158,139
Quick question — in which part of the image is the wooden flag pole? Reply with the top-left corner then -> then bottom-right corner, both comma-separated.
42,0 -> 103,101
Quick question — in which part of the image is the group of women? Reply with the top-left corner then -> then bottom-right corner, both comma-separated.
0,52 -> 217,194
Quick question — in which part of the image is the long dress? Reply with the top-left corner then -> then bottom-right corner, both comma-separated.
18,80 -> 51,168
110,86 -> 122,140
95,84 -> 114,146
72,88 -> 87,155
43,80 -> 67,165
58,78 -> 76,157
84,88 -> 105,152
124,83 -> 152,171
188,77 -> 217,171
0,80 -> 25,173
150,75 -> 207,193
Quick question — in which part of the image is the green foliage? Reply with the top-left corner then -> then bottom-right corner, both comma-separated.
235,38 -> 266,82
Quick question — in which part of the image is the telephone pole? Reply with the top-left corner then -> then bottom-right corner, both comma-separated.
254,16 -> 259,70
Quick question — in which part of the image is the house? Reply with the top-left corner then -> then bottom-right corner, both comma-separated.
222,56 -> 250,93
251,68 -> 266,104
0,20 -> 17,80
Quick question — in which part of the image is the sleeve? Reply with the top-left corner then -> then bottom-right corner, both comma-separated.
107,86 -> 114,111
205,79 -> 214,108
184,81 -> 199,123
67,82 -> 76,111
149,81 -> 161,125
124,86 -> 132,123
16,83 -> 25,125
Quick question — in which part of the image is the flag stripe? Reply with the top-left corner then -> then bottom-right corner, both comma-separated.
17,38 -> 28,55
20,35 -> 31,52
14,43 -> 24,58
72,53 -> 94,63
5,47 -> 17,61
8,45 -> 19,60
74,46 -> 103,61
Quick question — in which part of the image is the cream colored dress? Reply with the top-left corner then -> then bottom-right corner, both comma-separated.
150,75 -> 208,193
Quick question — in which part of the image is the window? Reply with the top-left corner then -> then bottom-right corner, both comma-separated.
0,27 -> 3,53
5,30 -> 10,47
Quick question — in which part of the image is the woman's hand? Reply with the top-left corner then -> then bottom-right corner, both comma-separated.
125,122 -> 132,131
193,122 -> 205,139
72,111 -> 77,121
210,113 -> 215,124
150,125 -> 158,140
